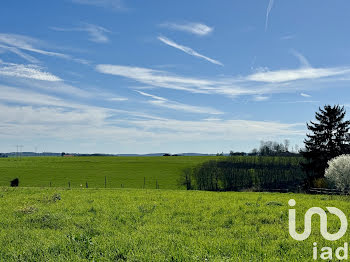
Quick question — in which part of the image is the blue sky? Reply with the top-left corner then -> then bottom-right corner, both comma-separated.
1,0 -> 350,154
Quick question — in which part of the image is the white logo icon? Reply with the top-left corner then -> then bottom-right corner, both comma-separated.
288,199 -> 348,241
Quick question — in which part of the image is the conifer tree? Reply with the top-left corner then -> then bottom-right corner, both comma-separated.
302,105 -> 350,185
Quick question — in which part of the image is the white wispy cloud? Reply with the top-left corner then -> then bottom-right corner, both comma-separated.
0,61 -> 106,98
136,90 -> 223,114
0,44 -> 39,63
290,50 -> 311,68
96,63 -> 350,100
136,90 -> 167,101
84,24 -> 110,43
107,97 -> 129,101
14,78 -> 93,98
265,0 -> 275,31
0,85 -> 159,122
0,101 -> 304,147
203,118 -> 222,121
158,36 -> 223,66
0,85 -> 305,152
0,63 -> 61,82
0,33 -> 67,58
253,95 -> 269,101
300,92 -> 311,98
128,118 -> 305,139
275,100 -> 319,104
0,104 -> 110,126
247,51 -> 350,83
160,22 -> 213,36
149,100 -> 223,115
96,64 -> 258,98
246,67 -> 350,83
70,0 -> 124,10
51,23 -> 111,43
96,64 -> 215,94
0,85 -> 73,107
0,33 -> 89,64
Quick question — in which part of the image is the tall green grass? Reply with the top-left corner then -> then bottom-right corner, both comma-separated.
0,187 -> 349,261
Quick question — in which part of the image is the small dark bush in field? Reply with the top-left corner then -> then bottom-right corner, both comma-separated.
266,201 -> 283,206
223,217 -> 235,228
113,251 -> 127,261
10,178 -> 19,187
88,207 -> 97,214
29,213 -> 62,229
51,193 -> 61,202
17,205 -> 38,214
260,217 -> 274,224
138,204 -> 156,215
245,202 -> 260,207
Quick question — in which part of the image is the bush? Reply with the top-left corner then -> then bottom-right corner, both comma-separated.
325,154 -> 350,192
10,178 -> 19,187
178,167 -> 193,190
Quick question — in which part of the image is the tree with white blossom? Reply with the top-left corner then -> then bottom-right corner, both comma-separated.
302,105 -> 350,186
325,154 -> 350,192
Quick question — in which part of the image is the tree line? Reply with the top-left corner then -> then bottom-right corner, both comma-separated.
180,156 -> 305,191
181,105 -> 350,191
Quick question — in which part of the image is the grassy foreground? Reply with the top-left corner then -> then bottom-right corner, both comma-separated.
0,188 -> 349,261
0,156 -> 218,189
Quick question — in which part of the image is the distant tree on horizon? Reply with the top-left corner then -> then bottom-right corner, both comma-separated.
253,140 -> 292,156
301,105 -> 350,186
229,151 -> 246,156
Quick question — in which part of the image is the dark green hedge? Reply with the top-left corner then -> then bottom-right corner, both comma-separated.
181,156 -> 306,191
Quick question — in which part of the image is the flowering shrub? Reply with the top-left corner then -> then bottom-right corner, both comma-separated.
325,154 -> 350,192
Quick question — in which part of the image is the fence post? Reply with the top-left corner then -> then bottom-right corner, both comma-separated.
68,181 -> 70,188
143,177 -> 146,189
156,180 -> 158,189
50,181 -> 51,187
105,176 -> 107,188
86,181 -> 88,188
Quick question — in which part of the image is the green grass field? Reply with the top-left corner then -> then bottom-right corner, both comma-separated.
0,156 -> 219,189
0,187 -> 349,261
1,156 -> 347,261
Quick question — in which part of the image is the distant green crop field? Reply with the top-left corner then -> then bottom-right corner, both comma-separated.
0,156 -> 219,189
0,188 -> 349,261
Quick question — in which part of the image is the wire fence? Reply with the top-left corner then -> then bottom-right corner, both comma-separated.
2,176 -> 168,189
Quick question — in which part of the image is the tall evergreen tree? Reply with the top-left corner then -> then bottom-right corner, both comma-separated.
302,105 -> 350,185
